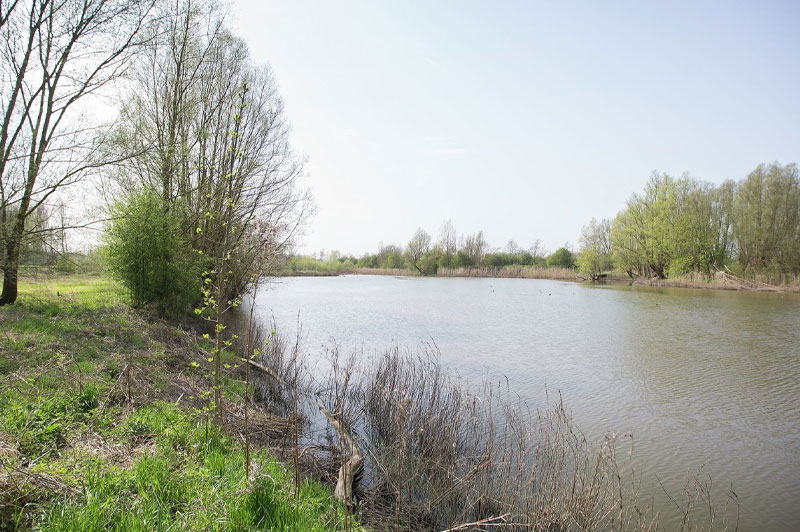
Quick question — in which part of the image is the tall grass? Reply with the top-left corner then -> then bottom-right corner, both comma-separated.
246,339 -> 739,532
438,266 -> 578,280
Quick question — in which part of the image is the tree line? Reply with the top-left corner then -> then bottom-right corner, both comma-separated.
581,162 -> 799,281
290,162 -> 799,284
288,220 -> 576,276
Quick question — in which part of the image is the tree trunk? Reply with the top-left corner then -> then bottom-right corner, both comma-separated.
319,404 -> 363,508
0,240 -> 19,305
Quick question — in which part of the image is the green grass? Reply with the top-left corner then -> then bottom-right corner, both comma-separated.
34,403 -> 348,532
0,275 -> 353,532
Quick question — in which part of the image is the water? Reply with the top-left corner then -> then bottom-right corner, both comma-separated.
250,275 -> 800,532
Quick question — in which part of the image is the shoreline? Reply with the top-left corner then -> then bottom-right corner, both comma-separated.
277,268 -> 800,293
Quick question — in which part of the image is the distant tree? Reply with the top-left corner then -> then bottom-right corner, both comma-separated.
610,172 -> 677,279
611,208 -> 643,278
518,251 -> 535,265
405,228 -> 432,274
528,238 -> 547,259
578,218 -> 613,279
418,247 -> 443,275
357,253 -> 378,268
461,231 -> 488,266
733,162 -> 800,274
452,250 -> 472,268
547,247 -> 575,269
438,220 -> 457,257
377,243 -> 404,269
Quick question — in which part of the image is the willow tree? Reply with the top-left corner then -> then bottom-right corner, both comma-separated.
733,162 -> 800,274
405,228 -> 431,274
577,217 -> 612,280
109,0 -> 312,299
0,0 -> 155,305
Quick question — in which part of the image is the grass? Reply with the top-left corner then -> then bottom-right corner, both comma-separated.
0,275 -> 354,532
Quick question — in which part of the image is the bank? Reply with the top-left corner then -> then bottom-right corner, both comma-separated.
280,265 -> 800,293
0,274 -> 356,531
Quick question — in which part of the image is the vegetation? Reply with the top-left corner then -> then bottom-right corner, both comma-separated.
285,221 -> 556,277
104,191 -> 201,315
0,0 -> 782,529
1,0 -> 311,312
577,218 -> 613,280
283,163 -> 799,289
100,0 -> 311,312
606,164 -> 799,282
0,275 -> 352,531
0,0 -> 156,305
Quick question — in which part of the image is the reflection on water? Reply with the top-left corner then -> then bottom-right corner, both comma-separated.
251,275 -> 800,532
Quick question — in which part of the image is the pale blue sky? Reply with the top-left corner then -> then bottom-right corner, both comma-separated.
230,0 -> 800,256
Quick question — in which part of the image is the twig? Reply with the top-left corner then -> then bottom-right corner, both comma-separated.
438,513 -> 510,532
98,364 -> 129,414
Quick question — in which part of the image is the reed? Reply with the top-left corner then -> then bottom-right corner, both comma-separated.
437,266 -> 578,280
244,338 -> 738,532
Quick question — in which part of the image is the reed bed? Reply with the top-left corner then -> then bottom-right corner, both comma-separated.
437,266 -> 578,280
240,327 -> 739,532
632,270 -> 800,293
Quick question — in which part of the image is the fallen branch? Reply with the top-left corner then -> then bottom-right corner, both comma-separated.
246,358 -> 284,384
438,513 -> 510,532
318,404 -> 363,507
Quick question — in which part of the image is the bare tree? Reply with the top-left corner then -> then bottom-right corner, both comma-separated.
405,227 -> 431,273
0,0 -> 155,304
529,238 -> 546,261
461,230 -> 487,266
108,0 -> 312,298
438,219 -> 457,256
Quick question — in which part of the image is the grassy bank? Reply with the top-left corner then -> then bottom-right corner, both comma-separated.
0,276 -> 353,531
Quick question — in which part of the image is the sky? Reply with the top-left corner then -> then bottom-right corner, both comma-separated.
229,0 -> 800,257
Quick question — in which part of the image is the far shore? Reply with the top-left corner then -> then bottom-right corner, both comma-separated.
276,267 -> 800,293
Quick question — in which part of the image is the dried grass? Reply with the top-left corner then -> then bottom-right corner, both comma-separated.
242,336 -> 739,532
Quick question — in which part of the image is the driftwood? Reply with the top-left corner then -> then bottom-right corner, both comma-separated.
720,267 -> 785,292
318,404 -> 363,507
245,356 -> 363,506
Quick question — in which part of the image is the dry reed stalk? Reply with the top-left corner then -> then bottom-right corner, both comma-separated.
239,320 -> 737,532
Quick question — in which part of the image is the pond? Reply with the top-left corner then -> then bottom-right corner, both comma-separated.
250,275 -> 800,532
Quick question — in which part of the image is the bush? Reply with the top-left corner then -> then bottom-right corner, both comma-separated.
546,247 -> 575,268
104,191 -> 203,315
451,250 -> 472,268
53,254 -> 77,274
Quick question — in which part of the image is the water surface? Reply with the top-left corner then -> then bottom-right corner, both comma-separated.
251,275 -> 800,532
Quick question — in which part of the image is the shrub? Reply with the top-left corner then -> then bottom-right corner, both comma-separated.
546,247 -> 575,268
451,250 -> 472,268
53,254 -> 77,274
104,191 -> 203,315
